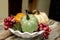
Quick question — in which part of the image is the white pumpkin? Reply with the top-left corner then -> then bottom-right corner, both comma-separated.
32,10 -> 49,24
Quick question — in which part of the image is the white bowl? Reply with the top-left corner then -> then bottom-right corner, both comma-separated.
9,28 -> 44,38
0,22 -> 44,38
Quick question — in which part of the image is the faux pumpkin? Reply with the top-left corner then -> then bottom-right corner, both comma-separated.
21,10 -> 38,33
14,13 -> 25,22
32,10 -> 49,24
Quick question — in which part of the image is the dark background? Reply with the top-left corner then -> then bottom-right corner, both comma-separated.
8,0 -> 22,16
49,0 -> 60,21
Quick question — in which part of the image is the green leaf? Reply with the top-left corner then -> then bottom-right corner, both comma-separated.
13,22 -> 22,31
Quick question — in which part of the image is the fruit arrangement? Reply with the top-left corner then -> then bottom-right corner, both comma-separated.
4,10 -> 51,39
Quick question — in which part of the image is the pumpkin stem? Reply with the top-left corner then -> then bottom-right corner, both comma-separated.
33,10 -> 40,15
37,10 -> 40,15
25,10 -> 30,20
28,11 -> 33,14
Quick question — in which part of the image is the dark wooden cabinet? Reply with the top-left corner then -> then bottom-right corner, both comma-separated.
8,0 -> 22,16
49,0 -> 60,21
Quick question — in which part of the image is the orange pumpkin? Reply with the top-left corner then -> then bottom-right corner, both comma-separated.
14,13 -> 25,22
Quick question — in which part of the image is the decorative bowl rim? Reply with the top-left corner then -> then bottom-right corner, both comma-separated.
9,28 -> 45,38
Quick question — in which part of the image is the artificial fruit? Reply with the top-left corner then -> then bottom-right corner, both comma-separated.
32,10 -> 49,24
21,10 -> 38,33
14,13 -> 25,22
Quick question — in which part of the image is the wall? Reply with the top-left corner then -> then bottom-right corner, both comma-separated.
0,0 -> 8,21
37,0 -> 50,15
22,0 -> 28,13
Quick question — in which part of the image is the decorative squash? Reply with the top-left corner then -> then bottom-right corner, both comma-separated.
32,10 -> 49,24
14,13 -> 25,22
21,10 -> 38,33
